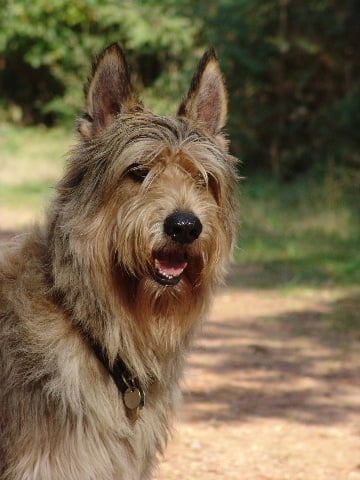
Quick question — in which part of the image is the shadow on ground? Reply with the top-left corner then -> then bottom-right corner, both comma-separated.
183,290 -> 360,426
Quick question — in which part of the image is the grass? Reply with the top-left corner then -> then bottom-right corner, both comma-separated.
1,124 -> 359,289
0,123 -> 70,228
236,174 -> 360,288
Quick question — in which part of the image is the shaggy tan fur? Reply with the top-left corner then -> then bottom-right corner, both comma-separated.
0,44 -> 238,480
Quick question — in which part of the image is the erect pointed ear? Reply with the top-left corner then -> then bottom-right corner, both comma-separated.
177,48 -> 228,135
78,43 -> 140,138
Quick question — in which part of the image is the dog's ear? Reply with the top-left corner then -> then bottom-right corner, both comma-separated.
177,48 -> 227,135
79,43 -> 140,138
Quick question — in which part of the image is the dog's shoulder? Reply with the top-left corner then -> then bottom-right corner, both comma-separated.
0,228 -> 48,300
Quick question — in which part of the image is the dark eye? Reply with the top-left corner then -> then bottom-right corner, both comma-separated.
126,164 -> 150,182
194,172 -> 207,187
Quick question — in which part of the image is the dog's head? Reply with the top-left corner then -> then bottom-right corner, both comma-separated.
54,44 -> 238,321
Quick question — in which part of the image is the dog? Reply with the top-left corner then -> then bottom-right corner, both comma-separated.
0,43 -> 238,479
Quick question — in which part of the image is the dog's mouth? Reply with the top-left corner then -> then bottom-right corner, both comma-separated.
153,251 -> 188,286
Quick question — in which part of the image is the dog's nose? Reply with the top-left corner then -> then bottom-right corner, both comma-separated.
164,212 -> 203,244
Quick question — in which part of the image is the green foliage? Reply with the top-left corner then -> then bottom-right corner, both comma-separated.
1,0 -> 359,180
186,0 -> 360,179
0,0 -> 198,123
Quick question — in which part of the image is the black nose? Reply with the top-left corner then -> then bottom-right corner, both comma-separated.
164,212 -> 203,244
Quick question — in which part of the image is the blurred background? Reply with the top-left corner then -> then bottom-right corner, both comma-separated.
0,0 -> 359,288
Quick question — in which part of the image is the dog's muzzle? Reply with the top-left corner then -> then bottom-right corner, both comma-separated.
153,211 -> 202,286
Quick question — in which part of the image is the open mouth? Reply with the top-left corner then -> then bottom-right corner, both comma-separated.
153,251 -> 188,286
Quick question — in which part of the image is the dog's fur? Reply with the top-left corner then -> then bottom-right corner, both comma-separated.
0,44 -> 238,479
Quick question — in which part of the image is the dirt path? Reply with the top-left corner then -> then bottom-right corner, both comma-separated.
155,286 -> 360,480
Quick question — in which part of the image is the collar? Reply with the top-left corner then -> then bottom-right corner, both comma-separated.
85,333 -> 145,424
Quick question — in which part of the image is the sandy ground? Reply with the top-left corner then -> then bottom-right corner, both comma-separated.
155,284 -> 360,480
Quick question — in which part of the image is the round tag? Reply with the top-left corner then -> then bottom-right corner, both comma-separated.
124,387 -> 142,410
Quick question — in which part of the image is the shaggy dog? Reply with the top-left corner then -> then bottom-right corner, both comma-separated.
0,44 -> 238,479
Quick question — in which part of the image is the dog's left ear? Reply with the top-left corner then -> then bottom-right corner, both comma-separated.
79,43 -> 140,138
177,48 -> 228,136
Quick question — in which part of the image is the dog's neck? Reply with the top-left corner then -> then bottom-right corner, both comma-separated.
83,330 -> 145,423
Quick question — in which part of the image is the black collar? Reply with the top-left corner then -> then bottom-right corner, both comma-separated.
85,332 -> 145,423
50,285 -> 145,423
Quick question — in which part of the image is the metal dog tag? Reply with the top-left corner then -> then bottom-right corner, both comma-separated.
124,387 -> 142,410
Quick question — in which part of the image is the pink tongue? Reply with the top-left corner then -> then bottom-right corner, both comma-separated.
156,259 -> 187,277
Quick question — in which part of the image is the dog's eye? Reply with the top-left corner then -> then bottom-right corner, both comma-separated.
194,172 -> 207,187
127,164 -> 150,182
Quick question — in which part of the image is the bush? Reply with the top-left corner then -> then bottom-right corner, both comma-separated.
0,0 -> 198,124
